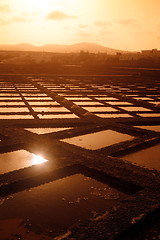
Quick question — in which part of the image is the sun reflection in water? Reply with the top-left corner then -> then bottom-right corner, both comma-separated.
31,154 -> 48,165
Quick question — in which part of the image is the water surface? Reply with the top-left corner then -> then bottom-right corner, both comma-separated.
25,128 -> 71,134
0,115 -> 34,119
66,97 -> 91,100
0,150 -> 47,174
0,102 -> 25,106
28,101 -> 60,106
138,113 -> 160,117
120,106 -> 151,111
96,113 -> 132,118
122,144 -> 160,170
62,130 -> 134,150
0,174 -> 128,239
106,101 -> 133,105
0,107 -> 29,113
136,125 -> 160,132
32,107 -> 70,112
134,97 -> 153,100
83,106 -> 118,112
95,97 -> 118,100
73,101 -> 103,106
38,114 -> 78,119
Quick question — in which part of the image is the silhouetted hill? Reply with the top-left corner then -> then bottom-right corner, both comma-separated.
0,42 -> 128,55
0,43 -> 36,51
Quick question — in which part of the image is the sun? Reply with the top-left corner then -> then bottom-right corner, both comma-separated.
31,0 -> 51,10
27,0 -> 61,8
15,0 -> 55,14
31,154 -> 48,165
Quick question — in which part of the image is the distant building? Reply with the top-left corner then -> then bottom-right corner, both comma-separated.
117,52 -> 141,61
141,49 -> 160,57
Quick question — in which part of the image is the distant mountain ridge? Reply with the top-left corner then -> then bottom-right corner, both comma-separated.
0,42 -> 128,55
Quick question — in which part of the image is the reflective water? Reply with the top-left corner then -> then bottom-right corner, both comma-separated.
62,130 -> 134,150
0,115 -> 34,119
83,106 -> 118,112
0,88 -> 15,90
138,113 -> 160,117
28,101 -> 60,106
0,97 -> 22,100
25,128 -> 71,134
0,102 -> 25,105
25,97 -> 52,100
38,114 -> 78,119
32,107 -> 70,112
73,101 -> 103,105
122,144 -> 160,170
0,150 -> 48,174
106,101 -> 133,105
136,125 -> 160,132
66,97 -> 91,100
22,93 -> 47,96
47,87 -> 66,90
0,107 -> 29,112
134,97 -> 153,100
149,101 -> 160,106
120,106 -> 151,111
126,95 -> 138,97
96,113 -> 132,118
0,174 -> 128,238
0,94 -> 20,96
95,97 -> 118,100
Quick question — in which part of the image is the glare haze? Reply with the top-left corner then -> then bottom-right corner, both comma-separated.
0,0 -> 160,51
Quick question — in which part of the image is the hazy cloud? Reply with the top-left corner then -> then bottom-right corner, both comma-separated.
23,12 -> 38,17
94,21 -> 111,27
12,17 -> 30,22
46,11 -> 77,20
157,24 -> 160,31
79,24 -> 88,29
99,29 -> 113,36
75,27 -> 113,43
94,21 -> 113,39
0,4 -> 10,12
116,18 -> 138,26
50,1 -> 64,5
77,31 -> 91,38
135,30 -> 155,36
0,16 -> 30,25
75,30 -> 98,43
0,18 -> 7,25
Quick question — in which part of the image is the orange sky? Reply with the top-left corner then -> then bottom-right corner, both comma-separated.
0,0 -> 160,51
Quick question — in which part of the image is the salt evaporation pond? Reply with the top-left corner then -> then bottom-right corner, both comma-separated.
0,174 -> 128,239
62,130 -> 134,150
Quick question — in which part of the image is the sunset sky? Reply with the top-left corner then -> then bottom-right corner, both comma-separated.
0,0 -> 160,51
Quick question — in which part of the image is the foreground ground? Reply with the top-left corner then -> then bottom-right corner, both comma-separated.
0,72 -> 159,239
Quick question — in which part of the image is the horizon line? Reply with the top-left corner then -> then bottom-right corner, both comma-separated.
0,42 -> 159,52
0,41 -> 144,52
